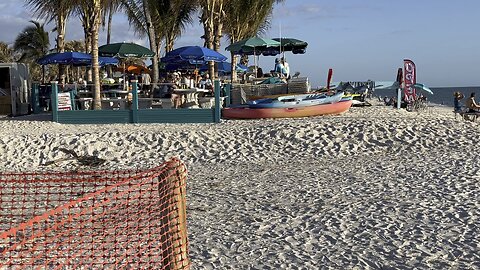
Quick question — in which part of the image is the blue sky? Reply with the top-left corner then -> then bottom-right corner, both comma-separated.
1,0 -> 479,87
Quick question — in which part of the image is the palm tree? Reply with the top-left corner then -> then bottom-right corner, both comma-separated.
103,0 -> 122,44
223,0 -> 284,82
14,20 -> 50,62
199,0 -> 224,78
25,0 -> 74,83
122,0 -> 160,85
64,39 -> 86,82
122,0 -> 197,87
13,20 -> 50,82
70,0 -> 103,109
64,40 -> 85,52
0,42 -> 14,63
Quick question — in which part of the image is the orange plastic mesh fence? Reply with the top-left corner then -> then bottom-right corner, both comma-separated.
0,158 -> 189,270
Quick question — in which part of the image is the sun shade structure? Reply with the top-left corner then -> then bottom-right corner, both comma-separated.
98,42 -> 155,58
161,46 -> 227,63
37,52 -> 119,66
225,37 -> 281,55
115,64 -> 150,75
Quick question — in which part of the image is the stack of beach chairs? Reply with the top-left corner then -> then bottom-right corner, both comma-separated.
229,77 -> 311,105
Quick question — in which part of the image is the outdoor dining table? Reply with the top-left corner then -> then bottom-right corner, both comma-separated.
77,97 -> 93,110
101,89 -> 129,98
173,88 -> 210,108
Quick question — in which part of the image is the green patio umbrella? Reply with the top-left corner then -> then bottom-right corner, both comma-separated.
225,37 -> 281,55
99,42 -> 154,90
98,42 -> 155,58
226,37 -> 280,77
272,38 -> 308,53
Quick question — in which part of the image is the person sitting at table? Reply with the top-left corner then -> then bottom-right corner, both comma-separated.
170,73 -> 184,108
465,92 -> 480,112
181,73 -> 195,89
199,74 -> 213,94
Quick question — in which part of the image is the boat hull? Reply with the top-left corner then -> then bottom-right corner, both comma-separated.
247,92 -> 344,109
222,100 -> 353,119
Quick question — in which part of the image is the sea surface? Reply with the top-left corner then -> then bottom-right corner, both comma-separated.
373,86 -> 480,107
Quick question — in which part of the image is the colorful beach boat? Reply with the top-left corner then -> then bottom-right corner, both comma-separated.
222,100 -> 353,119
247,91 -> 344,109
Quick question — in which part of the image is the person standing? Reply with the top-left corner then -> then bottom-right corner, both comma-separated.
141,71 -> 152,96
275,59 -> 285,78
453,91 -> 464,112
281,57 -> 290,80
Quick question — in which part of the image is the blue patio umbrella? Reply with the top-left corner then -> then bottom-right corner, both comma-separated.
161,46 -> 227,63
37,52 -> 118,66
98,57 -> 119,66
38,52 -> 91,65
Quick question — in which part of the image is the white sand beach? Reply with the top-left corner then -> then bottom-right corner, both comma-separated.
1,102 -> 479,269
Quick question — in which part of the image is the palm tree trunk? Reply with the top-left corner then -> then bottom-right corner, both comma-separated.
231,52 -> 238,83
57,14 -> 67,84
143,0 -> 159,86
106,5 -> 113,78
92,0 -> 102,110
201,1 -> 215,79
85,32 -> 93,82
213,2 -> 224,79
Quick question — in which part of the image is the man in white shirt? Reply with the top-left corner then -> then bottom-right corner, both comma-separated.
141,71 -> 152,96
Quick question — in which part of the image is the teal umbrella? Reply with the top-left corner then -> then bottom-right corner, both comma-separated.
225,37 -> 281,55
414,83 -> 434,95
98,42 -> 155,58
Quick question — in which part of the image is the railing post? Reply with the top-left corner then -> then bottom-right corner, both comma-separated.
131,80 -> 139,123
224,83 -> 231,107
51,81 -> 59,122
214,80 -> 221,123
72,84 -> 78,110
31,83 -> 40,114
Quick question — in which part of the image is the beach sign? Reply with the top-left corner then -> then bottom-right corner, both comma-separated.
57,92 -> 72,111
403,59 -> 416,102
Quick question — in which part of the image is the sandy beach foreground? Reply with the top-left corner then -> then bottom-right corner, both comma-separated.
1,103 -> 479,269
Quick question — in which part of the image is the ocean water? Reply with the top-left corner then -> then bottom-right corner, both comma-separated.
373,86 -> 480,107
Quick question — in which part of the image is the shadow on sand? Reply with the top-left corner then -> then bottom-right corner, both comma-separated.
0,113 -> 52,122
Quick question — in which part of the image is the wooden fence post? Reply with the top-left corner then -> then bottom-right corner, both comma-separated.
160,159 -> 190,270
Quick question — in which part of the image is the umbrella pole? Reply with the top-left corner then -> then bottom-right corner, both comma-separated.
123,62 -> 126,90
254,48 -> 257,78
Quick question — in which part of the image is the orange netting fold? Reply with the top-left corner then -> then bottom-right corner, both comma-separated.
0,158 -> 189,270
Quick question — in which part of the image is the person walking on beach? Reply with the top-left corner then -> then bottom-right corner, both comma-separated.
453,91 -> 464,112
